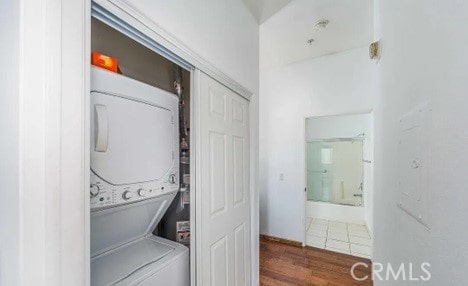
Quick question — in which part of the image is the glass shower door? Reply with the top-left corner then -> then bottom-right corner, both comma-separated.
306,142 -> 330,202
306,140 -> 363,206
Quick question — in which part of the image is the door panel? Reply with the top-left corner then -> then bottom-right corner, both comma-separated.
209,132 -> 227,215
233,136 -> 245,206
234,223 -> 247,286
210,236 -> 228,286
198,72 -> 250,286
209,88 -> 227,119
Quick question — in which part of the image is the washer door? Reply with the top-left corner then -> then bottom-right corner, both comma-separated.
91,91 -> 175,185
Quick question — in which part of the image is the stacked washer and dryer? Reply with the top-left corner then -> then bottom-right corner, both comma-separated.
89,67 -> 190,285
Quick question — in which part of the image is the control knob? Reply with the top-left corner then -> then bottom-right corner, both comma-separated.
122,191 -> 133,200
169,174 -> 177,184
90,184 -> 100,198
137,188 -> 148,197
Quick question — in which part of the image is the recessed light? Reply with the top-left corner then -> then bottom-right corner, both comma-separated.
313,19 -> 329,31
307,38 -> 315,45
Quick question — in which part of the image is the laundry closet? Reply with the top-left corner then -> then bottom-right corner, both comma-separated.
88,2 -> 252,285
90,17 -> 192,285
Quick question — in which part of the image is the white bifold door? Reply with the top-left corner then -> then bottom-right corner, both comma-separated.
196,72 -> 251,286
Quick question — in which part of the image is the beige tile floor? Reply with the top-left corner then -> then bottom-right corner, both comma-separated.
306,217 -> 372,259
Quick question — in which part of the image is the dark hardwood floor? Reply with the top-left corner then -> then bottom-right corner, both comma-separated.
260,236 -> 373,286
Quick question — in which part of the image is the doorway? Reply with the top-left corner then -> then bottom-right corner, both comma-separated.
304,112 -> 374,259
89,5 -> 254,283
90,17 -> 195,285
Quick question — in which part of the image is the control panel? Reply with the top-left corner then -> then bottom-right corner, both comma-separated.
90,171 -> 179,210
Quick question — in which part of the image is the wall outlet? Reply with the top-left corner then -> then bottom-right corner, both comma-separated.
279,173 -> 284,181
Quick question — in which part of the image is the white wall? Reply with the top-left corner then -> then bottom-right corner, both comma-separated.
259,46 -> 377,242
123,0 -> 259,94
374,0 -> 468,284
305,113 -> 372,140
0,0 -> 20,284
305,113 -> 374,234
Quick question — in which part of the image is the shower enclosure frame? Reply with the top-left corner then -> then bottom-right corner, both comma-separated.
306,136 -> 365,206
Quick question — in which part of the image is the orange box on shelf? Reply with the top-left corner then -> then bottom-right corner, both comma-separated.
92,51 -> 119,73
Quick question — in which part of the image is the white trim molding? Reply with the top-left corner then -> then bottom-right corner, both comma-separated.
13,0 -> 90,285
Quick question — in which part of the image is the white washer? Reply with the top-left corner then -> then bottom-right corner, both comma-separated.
91,195 -> 189,286
90,67 -> 189,286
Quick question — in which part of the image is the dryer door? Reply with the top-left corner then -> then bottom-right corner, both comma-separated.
91,92 -> 175,185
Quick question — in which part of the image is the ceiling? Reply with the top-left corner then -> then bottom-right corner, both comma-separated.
242,0 -> 293,24
260,0 -> 374,69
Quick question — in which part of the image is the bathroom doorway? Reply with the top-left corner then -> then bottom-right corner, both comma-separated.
304,112 -> 374,259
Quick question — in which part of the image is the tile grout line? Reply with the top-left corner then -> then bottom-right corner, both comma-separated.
306,217 -> 374,257
308,218 -> 372,253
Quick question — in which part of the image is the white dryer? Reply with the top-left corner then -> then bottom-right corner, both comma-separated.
90,67 -> 189,286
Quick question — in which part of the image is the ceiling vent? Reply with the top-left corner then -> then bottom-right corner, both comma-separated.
313,19 -> 329,31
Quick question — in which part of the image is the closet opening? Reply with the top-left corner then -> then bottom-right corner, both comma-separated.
89,17 -> 194,286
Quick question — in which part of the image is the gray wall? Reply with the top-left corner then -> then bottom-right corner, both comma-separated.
92,18 -> 190,93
